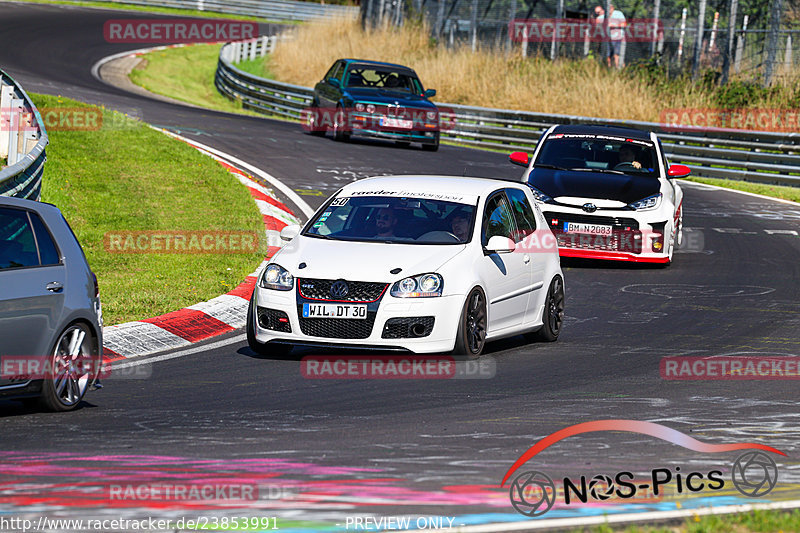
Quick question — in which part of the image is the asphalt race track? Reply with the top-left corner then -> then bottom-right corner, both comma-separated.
1,2 -> 799,529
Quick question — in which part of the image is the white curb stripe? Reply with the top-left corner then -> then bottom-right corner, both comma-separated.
187,294 -> 250,329
103,322 -> 192,358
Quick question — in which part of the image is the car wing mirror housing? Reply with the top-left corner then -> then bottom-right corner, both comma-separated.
667,164 -> 691,178
485,236 -> 516,254
280,224 -> 301,242
329,78 -> 341,88
509,151 -> 530,167
424,88 -> 436,98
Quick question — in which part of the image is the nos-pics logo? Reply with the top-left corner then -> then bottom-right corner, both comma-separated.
501,420 -> 784,517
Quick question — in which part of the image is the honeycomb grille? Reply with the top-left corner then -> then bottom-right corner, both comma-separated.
257,307 -> 292,333
298,278 -> 387,302
382,317 -> 435,339
297,307 -> 377,339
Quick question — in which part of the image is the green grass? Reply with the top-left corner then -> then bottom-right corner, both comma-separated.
129,43 -> 268,116
576,508 -> 800,532
235,55 -> 275,80
33,93 -> 266,325
9,0 -> 298,23
685,176 -> 800,203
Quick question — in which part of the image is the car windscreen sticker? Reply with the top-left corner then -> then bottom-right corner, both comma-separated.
347,189 -> 479,204
330,197 -> 349,207
550,133 -> 654,148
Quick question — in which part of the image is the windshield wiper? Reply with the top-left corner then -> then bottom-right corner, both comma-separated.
533,163 -> 570,171
571,168 -> 627,175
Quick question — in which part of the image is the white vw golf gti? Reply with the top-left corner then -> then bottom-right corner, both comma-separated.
247,176 -> 564,357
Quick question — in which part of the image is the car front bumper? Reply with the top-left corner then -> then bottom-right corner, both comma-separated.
540,206 -> 674,262
251,286 -> 463,354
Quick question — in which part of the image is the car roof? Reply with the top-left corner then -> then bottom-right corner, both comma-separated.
0,195 -> 58,213
339,175 -> 526,198
342,59 -> 416,73
551,123 -> 653,141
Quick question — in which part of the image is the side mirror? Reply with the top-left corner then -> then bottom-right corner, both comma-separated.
424,88 -> 437,98
509,151 -> 530,167
329,78 -> 341,88
280,224 -> 301,242
667,164 -> 691,178
485,236 -> 515,254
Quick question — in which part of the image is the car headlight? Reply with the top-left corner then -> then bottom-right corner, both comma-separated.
355,103 -> 365,112
528,185 -> 553,203
426,111 -> 437,120
366,104 -> 376,114
259,263 -> 294,291
390,273 -> 443,298
629,193 -> 662,211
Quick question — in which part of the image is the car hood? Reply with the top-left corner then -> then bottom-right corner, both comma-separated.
344,88 -> 437,109
528,167 -> 662,204
271,237 -> 465,282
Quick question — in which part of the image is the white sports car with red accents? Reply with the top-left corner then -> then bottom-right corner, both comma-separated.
246,175 -> 564,358
509,124 -> 686,265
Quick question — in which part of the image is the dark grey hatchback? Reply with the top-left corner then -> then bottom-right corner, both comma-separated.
0,196 -> 102,411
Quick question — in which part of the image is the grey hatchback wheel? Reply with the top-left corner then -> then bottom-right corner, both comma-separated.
41,323 -> 97,411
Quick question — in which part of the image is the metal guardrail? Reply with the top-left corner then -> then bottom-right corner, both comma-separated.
215,41 -> 800,187
81,0 -> 357,23
0,69 -> 48,200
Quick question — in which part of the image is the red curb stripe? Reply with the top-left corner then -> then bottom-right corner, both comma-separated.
227,276 -> 257,300
102,347 -> 125,363
141,309 -> 234,342
248,187 -> 294,215
263,215 -> 288,231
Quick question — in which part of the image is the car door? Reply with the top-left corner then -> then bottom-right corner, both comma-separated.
477,190 -> 532,334
0,207 -> 66,368
317,60 -> 345,108
505,187 -> 547,325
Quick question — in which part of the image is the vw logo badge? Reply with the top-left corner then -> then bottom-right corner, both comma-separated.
330,280 -> 349,299
582,203 -> 597,213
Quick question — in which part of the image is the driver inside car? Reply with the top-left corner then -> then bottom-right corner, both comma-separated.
618,144 -> 642,169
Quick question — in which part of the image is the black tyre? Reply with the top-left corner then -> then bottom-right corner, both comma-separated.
422,132 -> 439,152
40,322 -> 98,412
333,105 -> 350,142
534,275 -> 564,342
246,294 -> 292,358
452,287 -> 487,358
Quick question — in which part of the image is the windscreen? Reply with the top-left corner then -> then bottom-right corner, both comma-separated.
535,133 -> 659,176
346,67 -> 423,93
303,195 -> 477,244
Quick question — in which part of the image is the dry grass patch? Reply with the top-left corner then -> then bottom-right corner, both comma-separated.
268,18 -> 714,122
